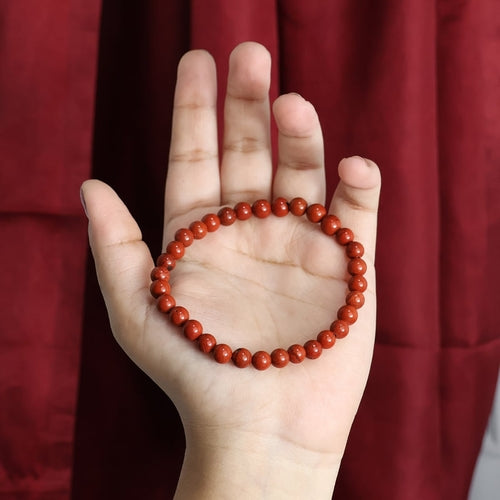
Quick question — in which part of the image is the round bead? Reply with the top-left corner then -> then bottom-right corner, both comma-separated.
156,253 -> 176,270
218,207 -> 237,226
271,348 -> 289,368
166,240 -> 185,259
271,197 -> 289,217
189,220 -> 208,239
150,266 -> 170,281
234,201 -> 252,220
348,258 -> 367,275
150,279 -> 171,298
151,196 -> 368,370
346,241 -> 364,258
202,213 -> 221,232
213,344 -> 232,364
252,199 -> 272,218
170,306 -> 189,326
336,228 -> 354,245
288,344 -> 306,364
232,348 -> 252,368
157,294 -> 176,313
198,333 -> 216,353
183,319 -> 203,341
349,275 -> 368,292
317,330 -> 336,349
304,339 -> 323,359
175,228 -> 194,247
330,319 -> 349,339
252,350 -> 272,370
289,197 -> 307,216
306,203 -> 327,223
320,214 -> 341,235
346,291 -> 365,309
337,305 -> 358,325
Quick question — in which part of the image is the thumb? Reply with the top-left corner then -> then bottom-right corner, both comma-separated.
80,179 -> 154,347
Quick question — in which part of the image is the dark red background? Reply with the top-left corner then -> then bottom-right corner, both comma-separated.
1,1 -> 499,498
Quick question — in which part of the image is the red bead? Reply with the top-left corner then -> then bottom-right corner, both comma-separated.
232,348 -> 252,368
337,305 -> 358,325
150,279 -> 171,298
348,258 -> 367,275
320,214 -> 341,235
306,203 -> 327,223
157,294 -> 176,313
349,275 -> 368,292
198,333 -> 216,353
317,330 -> 336,349
288,344 -> 306,363
336,228 -> 354,245
252,199 -> 272,218
189,220 -> 208,239
166,240 -> 185,259
271,197 -> 289,217
218,207 -> 237,226
183,319 -> 203,341
156,253 -> 176,270
289,197 -> 307,216
151,198 -> 369,370
170,306 -> 189,326
346,241 -> 364,258
234,202 -> 252,220
271,348 -> 289,368
175,228 -> 194,247
213,344 -> 232,364
304,339 -> 323,359
330,319 -> 349,339
346,291 -> 365,309
252,350 -> 272,370
202,213 -> 221,232
150,266 -> 170,281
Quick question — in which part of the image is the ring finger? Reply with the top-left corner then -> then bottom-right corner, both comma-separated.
272,93 -> 326,204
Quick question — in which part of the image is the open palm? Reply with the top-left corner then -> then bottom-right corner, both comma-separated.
82,42 -> 381,497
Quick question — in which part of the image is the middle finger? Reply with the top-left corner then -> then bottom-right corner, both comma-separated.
220,42 -> 273,204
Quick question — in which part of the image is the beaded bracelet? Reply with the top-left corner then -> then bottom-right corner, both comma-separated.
150,197 -> 367,370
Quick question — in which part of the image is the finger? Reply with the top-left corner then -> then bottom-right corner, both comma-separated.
329,156 -> 381,262
165,50 -> 220,223
272,93 -> 325,203
81,180 -> 154,348
220,42 -> 273,203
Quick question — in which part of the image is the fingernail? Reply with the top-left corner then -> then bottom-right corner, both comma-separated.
80,187 -> 88,218
346,155 -> 371,166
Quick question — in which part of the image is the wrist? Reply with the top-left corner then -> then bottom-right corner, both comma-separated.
174,426 -> 342,499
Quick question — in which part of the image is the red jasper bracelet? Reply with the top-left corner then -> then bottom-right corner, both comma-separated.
150,197 -> 367,370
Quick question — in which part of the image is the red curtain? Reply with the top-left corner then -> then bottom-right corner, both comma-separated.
1,1 -> 499,498
0,0 -> 101,498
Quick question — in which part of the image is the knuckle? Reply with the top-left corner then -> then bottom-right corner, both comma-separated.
279,159 -> 321,171
224,136 -> 265,154
340,192 -> 377,214
169,148 -> 217,164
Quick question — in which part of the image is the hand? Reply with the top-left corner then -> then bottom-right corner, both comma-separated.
81,42 -> 381,499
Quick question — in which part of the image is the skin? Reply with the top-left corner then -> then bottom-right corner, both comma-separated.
81,42 -> 381,499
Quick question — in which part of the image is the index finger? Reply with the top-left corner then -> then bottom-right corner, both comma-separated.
164,50 -> 221,225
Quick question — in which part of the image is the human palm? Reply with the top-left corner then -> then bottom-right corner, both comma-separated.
82,42 -> 380,496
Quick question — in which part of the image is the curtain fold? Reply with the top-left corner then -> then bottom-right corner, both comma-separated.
0,1 -> 101,498
1,0 -> 498,498
71,2 -> 190,498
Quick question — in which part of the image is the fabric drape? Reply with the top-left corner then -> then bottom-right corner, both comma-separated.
1,1 -> 499,499
0,0 -> 101,498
